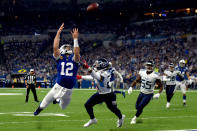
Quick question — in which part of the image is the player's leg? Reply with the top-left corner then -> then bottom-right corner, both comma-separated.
30,85 -> 39,102
114,90 -> 126,98
131,93 -> 153,124
58,89 -> 72,110
84,92 -> 103,127
34,83 -> 61,115
25,85 -> 31,103
105,93 -> 125,127
166,85 -> 175,108
180,81 -> 187,106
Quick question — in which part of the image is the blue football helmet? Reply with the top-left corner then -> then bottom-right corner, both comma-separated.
93,58 -> 109,70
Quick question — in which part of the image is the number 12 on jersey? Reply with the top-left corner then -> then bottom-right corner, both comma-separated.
60,62 -> 73,76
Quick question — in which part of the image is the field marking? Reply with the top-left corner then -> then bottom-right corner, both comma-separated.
0,93 -> 24,95
159,129 -> 197,131
1,88 -> 197,92
0,112 -> 69,117
0,115 -> 197,125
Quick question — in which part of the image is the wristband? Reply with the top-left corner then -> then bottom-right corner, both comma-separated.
74,39 -> 79,47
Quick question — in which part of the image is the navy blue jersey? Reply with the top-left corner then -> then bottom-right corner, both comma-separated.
175,66 -> 188,81
54,54 -> 79,89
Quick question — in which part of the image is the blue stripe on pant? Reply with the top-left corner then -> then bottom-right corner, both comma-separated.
135,92 -> 153,117
165,85 -> 175,102
84,92 -> 122,119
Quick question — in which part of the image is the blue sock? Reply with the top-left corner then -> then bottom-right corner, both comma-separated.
183,95 -> 186,100
114,90 -> 122,94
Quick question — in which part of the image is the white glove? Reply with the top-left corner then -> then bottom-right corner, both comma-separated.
189,79 -> 193,85
128,87 -> 133,95
153,93 -> 160,99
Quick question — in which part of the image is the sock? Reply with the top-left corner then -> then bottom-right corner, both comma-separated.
183,95 -> 186,103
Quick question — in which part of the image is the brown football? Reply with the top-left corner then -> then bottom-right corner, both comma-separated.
87,2 -> 99,11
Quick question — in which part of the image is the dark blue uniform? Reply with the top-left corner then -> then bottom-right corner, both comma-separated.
55,54 -> 79,89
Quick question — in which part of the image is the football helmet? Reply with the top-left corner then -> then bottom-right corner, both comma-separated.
169,63 -> 174,71
145,60 -> 154,72
179,59 -> 185,67
59,44 -> 73,55
93,58 -> 109,70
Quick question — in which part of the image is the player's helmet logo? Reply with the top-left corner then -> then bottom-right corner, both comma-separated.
93,58 -> 109,70
145,60 -> 154,72
179,59 -> 185,67
60,44 -> 73,55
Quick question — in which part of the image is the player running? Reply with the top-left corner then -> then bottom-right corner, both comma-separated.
175,59 -> 190,106
34,23 -> 80,115
163,63 -> 180,108
82,58 -> 125,128
128,60 -> 163,124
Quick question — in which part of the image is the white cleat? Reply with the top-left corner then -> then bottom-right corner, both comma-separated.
83,118 -> 97,127
166,102 -> 170,108
130,116 -> 136,124
117,115 -> 125,128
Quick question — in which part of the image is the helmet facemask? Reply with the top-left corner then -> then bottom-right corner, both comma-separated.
93,58 -> 109,71
179,60 -> 185,68
169,63 -> 174,72
145,61 -> 154,72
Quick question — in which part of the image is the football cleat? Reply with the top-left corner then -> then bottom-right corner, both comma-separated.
117,115 -> 125,128
166,102 -> 170,108
83,118 -> 98,127
130,116 -> 137,124
53,99 -> 60,104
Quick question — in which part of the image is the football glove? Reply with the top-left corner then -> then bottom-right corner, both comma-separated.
153,93 -> 160,99
128,87 -> 133,95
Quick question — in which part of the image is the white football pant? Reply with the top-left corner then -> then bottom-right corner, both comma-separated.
40,83 -> 72,110
176,81 -> 186,94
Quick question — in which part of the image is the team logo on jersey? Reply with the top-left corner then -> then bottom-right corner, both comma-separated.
60,56 -> 63,60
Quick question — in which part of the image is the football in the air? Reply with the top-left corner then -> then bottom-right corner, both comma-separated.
87,2 -> 99,11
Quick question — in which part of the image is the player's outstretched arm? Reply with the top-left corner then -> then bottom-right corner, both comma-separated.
71,28 -> 80,62
53,23 -> 64,58
128,75 -> 141,94
153,79 -> 163,99
114,70 -> 123,83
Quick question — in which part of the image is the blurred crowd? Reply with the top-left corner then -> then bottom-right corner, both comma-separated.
0,17 -> 197,87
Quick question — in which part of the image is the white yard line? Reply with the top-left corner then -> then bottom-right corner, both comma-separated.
0,93 -> 24,95
1,88 -> 197,92
0,115 -> 197,125
0,112 -> 69,117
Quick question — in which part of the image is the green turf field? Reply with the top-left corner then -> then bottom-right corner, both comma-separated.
0,88 -> 197,131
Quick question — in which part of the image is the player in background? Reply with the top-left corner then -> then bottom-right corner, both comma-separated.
34,23 -> 80,115
108,62 -> 125,98
128,60 -> 163,124
163,63 -> 180,108
81,58 -> 125,128
175,59 -> 190,106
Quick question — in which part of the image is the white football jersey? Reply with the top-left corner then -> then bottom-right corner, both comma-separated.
164,70 -> 180,85
94,69 -> 114,94
139,69 -> 160,94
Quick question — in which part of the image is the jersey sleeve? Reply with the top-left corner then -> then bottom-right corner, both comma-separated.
24,75 -> 28,80
164,70 -> 168,75
139,69 -> 145,77
53,53 -> 61,61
